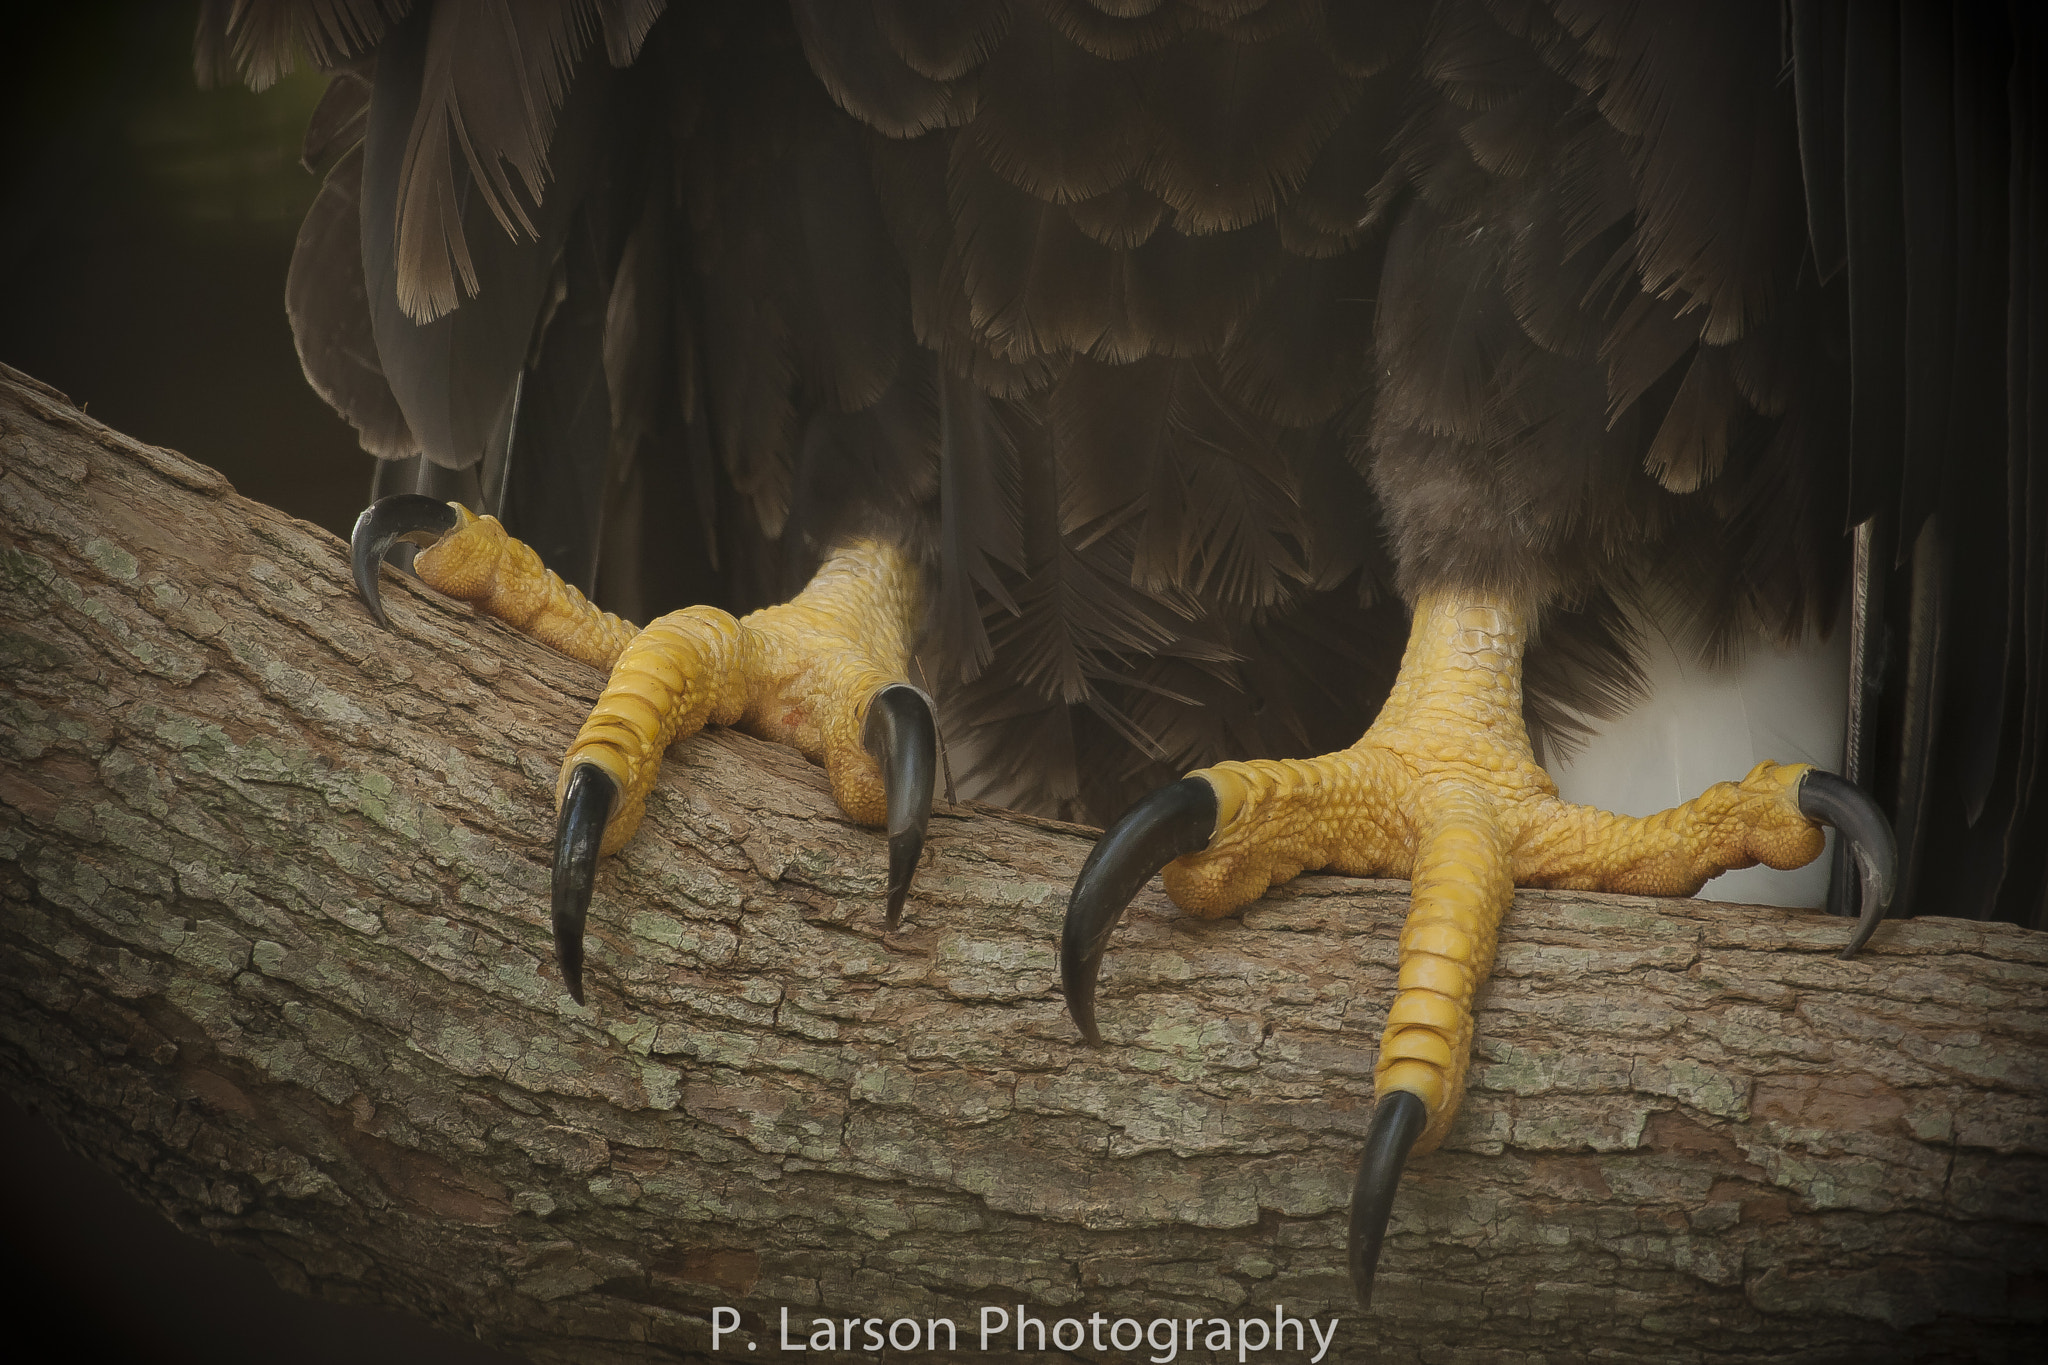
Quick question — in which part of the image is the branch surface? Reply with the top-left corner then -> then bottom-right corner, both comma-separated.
2,365 -> 2045,1363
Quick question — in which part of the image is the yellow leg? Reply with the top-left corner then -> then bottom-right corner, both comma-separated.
1061,589 -> 1889,1304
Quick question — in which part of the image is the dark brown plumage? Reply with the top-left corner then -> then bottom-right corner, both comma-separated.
198,0 -> 2045,925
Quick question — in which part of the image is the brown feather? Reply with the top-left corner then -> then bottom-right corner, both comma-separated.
1136,22 -> 1356,233
299,59 -> 373,171
285,141 -> 420,459
195,0 -> 405,89
257,0 -> 2042,901
1064,181 -> 1170,249
391,0 -> 616,321
593,0 -> 666,66
1313,0 -> 1430,80
956,5 -> 1146,202
1038,0 -> 1191,61
871,0 -> 1015,80
1643,343 -> 1741,494
790,0 -> 977,138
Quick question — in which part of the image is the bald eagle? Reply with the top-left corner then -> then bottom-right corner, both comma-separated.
197,0 -> 2044,1306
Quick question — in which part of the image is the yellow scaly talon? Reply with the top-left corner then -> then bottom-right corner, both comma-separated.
548,538 -> 931,1000
410,504 -> 640,670
350,501 -> 936,1002
1062,588 -> 1893,1305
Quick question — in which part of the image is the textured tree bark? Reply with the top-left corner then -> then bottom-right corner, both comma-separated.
2,361 -> 2045,1364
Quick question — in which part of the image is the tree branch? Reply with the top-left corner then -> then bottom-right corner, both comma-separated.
2,363 -> 2045,1362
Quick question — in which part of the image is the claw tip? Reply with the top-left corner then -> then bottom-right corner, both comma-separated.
551,764 -> 615,1006
1349,1089 -> 1428,1309
349,494 -> 456,630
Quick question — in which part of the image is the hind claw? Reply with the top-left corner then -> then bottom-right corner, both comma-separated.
349,494 -> 458,627
1795,769 -> 1899,959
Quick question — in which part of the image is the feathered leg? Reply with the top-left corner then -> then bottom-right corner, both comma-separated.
1061,590 -> 1893,1306
352,497 -> 935,1002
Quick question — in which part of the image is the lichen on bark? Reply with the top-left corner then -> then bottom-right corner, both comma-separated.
2,363 -> 2045,1363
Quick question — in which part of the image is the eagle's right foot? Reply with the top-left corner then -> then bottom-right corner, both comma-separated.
350,498 -> 935,1003
1061,590 -> 1896,1307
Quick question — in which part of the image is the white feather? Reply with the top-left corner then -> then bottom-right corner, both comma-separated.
1550,614 -> 1850,908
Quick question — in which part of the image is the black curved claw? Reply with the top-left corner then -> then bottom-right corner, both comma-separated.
1060,776 -> 1219,1046
861,683 -> 937,927
1796,768 -> 1898,960
349,494 -> 458,628
1348,1089 -> 1427,1308
550,764 -> 617,1005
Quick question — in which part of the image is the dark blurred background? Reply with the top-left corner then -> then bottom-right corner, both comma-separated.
1,0 -> 371,540
1,4 -> 516,1361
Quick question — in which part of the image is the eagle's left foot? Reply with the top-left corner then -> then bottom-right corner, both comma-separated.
351,498 -> 934,1003
1061,590 -> 1894,1307
547,547 -> 933,1000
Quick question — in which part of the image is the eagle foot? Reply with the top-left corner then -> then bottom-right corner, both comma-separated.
351,496 -> 639,667
349,500 -> 934,1003
1060,589 -> 1896,1307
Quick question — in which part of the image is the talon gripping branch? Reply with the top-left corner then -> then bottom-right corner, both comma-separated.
196,0 -> 2045,1322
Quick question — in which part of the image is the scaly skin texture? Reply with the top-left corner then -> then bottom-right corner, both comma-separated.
411,506 -> 641,669
407,510 -> 920,856
555,542 -> 919,855
1164,591 -> 1828,1150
